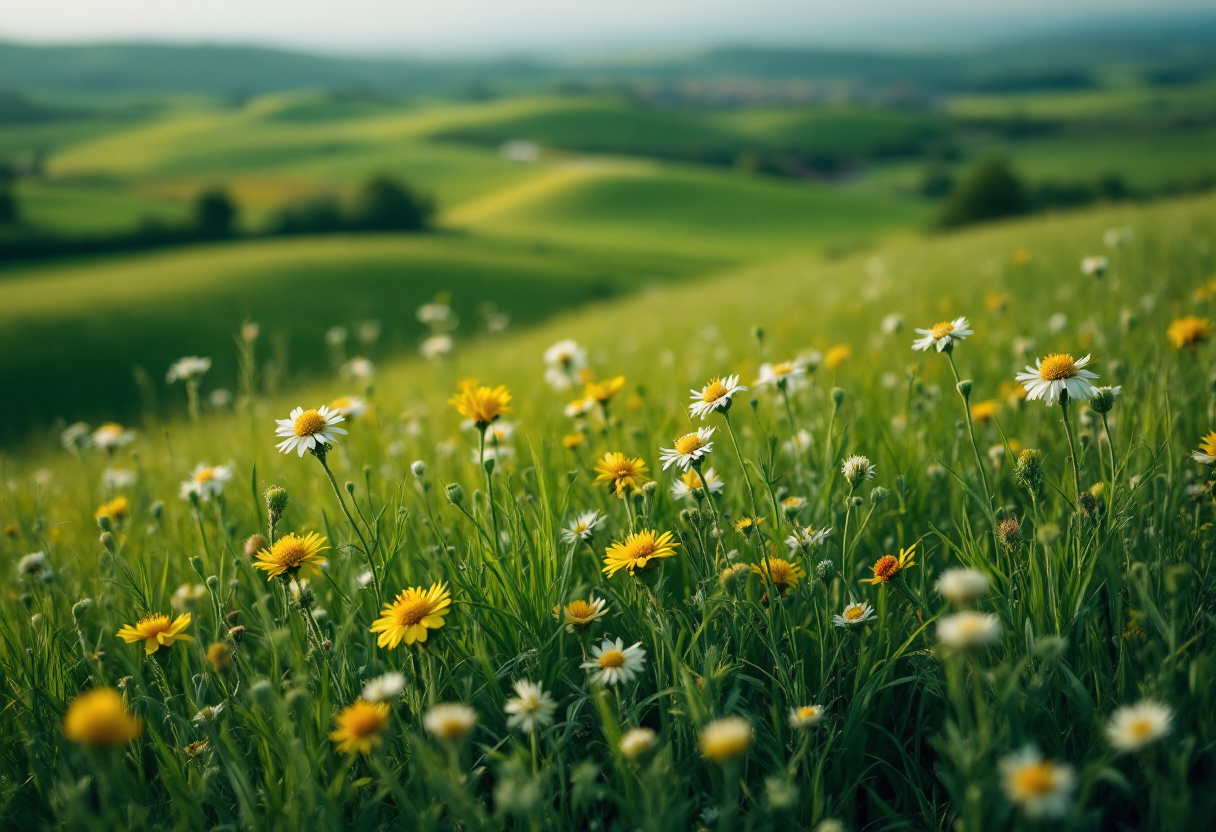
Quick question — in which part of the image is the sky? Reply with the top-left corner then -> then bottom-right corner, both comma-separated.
0,0 -> 1209,56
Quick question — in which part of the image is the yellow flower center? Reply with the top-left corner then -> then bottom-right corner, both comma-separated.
345,707 -> 386,737
845,606 -> 864,621
767,561 -> 790,584
293,410 -> 326,437
137,614 -> 171,637
872,555 -> 900,582
395,596 -> 431,627
1038,353 -> 1078,381
772,362 -> 795,376
674,433 -> 705,455
194,467 -> 215,482
566,600 -> 596,621
701,379 -> 729,403
684,471 -> 705,488
930,322 -> 955,339
1127,718 -> 1154,740
598,649 -> 626,669
274,541 -> 310,568
1012,763 -> 1057,797
796,706 -> 819,720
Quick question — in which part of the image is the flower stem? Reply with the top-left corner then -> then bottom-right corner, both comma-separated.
946,352 -> 991,512
1059,396 -> 1083,502
723,411 -> 762,520
318,452 -> 382,606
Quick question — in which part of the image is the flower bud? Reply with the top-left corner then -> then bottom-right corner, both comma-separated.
150,500 -> 164,520
72,598 -> 93,622
264,486 -> 289,524
249,679 -> 274,708
815,560 -> 836,580
483,457 -> 496,475
189,556 -> 206,580
244,534 -> 267,557
995,515 -> 1023,553
411,460 -> 426,477
206,575 -> 219,592
99,531 -> 116,553
870,486 -> 890,505
1089,386 -> 1119,415
97,515 -> 113,533
956,379 -> 972,398
831,387 -> 845,408
345,481 -> 356,497
445,483 -> 464,506
1014,448 -> 1044,495
227,624 -> 247,644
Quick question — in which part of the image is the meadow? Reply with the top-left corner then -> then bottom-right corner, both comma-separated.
2,192 -> 1214,830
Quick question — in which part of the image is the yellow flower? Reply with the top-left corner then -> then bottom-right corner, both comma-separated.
1192,430 -> 1216,464
603,530 -> 679,578
1167,316 -> 1212,351
206,642 -> 234,671
863,545 -> 917,585
448,384 -> 512,426
699,716 -> 752,762
117,612 -> 193,655
734,516 -> 764,534
969,399 -> 1000,424
252,532 -> 329,580
329,700 -> 391,756
63,688 -> 143,747
824,345 -> 851,370
594,452 -> 650,497
984,291 -> 1010,312
584,375 -> 625,404
553,597 -> 609,632
370,583 -> 452,648
562,432 -> 586,450
95,496 -> 131,525
750,557 -> 805,590
1012,248 -> 1032,266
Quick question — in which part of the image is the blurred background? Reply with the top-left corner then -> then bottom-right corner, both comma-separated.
2,1 -> 1215,443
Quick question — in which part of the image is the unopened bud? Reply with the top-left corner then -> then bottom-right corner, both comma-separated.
264,486 -> 289,523
72,598 -> 93,622
445,483 -> 464,506
411,460 -> 426,477
244,534 -> 267,557
956,379 -> 972,398
227,625 -> 247,644
831,387 -> 845,408
99,531 -> 116,553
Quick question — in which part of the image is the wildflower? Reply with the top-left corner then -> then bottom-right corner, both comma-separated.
750,557 -> 805,592
329,700 -> 391,756
63,688 -> 143,746
786,523 -> 832,552
789,705 -> 826,729
863,545 -> 917,585
832,602 -> 875,628
274,406 -> 347,456
564,397 -> 595,418
370,583 -> 452,648
1016,354 -> 1099,406
184,740 -> 210,756
423,703 -> 478,740
841,455 -> 876,488
330,395 -> 369,418
341,356 -> 375,380
363,672 -> 407,703
18,551 -> 49,580
935,568 -> 991,603
699,716 -> 752,762
61,422 -> 92,451
603,530 -> 679,577
95,496 -> 131,526
543,339 -> 587,390
171,583 -> 207,610
784,428 -> 814,456
1104,227 -> 1133,247
755,361 -> 806,390
103,467 -> 137,489
562,432 -> 586,449
166,356 -> 211,383
252,532 -> 329,580
659,427 -> 715,471
1167,315 -> 1212,351
504,680 -> 557,733
996,515 -> 1025,552
1080,256 -> 1109,278
594,452 -> 650,497
1014,448 -> 1045,492
1048,312 -> 1068,333
619,727 -> 657,760
449,384 -> 512,427
92,423 -> 135,451
1106,701 -> 1172,753
937,612 -> 1002,648
781,495 -> 807,513
555,597 -> 609,632
688,375 -> 747,419
719,563 -> 751,592
584,375 -> 626,405
969,400 -> 1000,424
416,302 -> 451,324
734,516 -> 764,534
1193,431 -> 1216,464
205,642 -> 234,671
421,334 -> 454,359
881,313 -> 904,334
671,467 -> 724,500
116,612 -> 193,655
824,345 -> 851,370
581,637 -> 646,686
562,510 -> 604,544
179,463 -> 233,502
999,747 -> 1076,820
912,317 -> 972,352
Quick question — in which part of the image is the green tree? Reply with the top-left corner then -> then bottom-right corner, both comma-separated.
350,174 -> 434,232
192,187 -> 239,238
936,156 -> 1026,229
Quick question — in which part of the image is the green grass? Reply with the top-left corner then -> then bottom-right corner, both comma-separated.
1,196 -> 1214,831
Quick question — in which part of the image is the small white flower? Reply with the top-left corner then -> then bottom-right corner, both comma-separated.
17,551 -> 48,577
912,316 -> 972,352
504,680 -> 557,733
786,524 -> 833,552
341,356 -> 375,380
841,455 -> 876,488
755,361 -> 806,391
171,583 -> 207,610
192,703 -> 226,724
670,467 -> 724,501
1015,354 -> 1099,407
789,704 -> 826,729
1080,256 -> 1109,278
937,612 -> 1002,649
92,423 -> 135,450
543,339 -> 587,391
881,313 -> 904,334
619,727 -> 657,760
166,356 -> 211,384
783,429 -> 814,457
1048,312 -> 1068,333
416,303 -> 452,324
832,602 -> 875,628
562,510 -> 604,545
61,422 -> 92,450
179,463 -> 233,501
688,375 -> 747,419
330,395 -> 369,419
581,637 -> 646,687
935,568 -> 990,604
356,570 -> 374,587
423,703 -> 478,740
1106,700 -> 1171,753
420,334 -> 454,359
999,747 -> 1076,820
363,672 -> 406,703
1103,227 -> 1133,248
325,326 -> 349,345
103,468 -> 137,489
274,406 -> 347,457
659,426 -> 715,471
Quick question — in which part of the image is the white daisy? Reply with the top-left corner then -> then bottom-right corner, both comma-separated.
420,334 -> 453,359
363,672 -> 406,703
581,637 -> 646,686
179,463 -> 233,501
659,427 -> 715,471
789,704 -> 826,729
92,423 -> 135,450
166,356 -> 211,384
832,602 -> 875,628
543,339 -> 587,391
423,703 -> 478,740
504,680 -> 557,733
841,455 -> 876,488
330,395 -> 369,418
564,397 -> 595,418
103,467 -> 137,489
786,523 -> 833,552
937,612 -> 1002,649
688,375 -> 747,419
171,583 -> 207,610
342,356 -> 375,380
783,429 -> 814,457
562,510 -> 604,545
912,317 -> 972,352
416,303 -> 452,324
325,326 -> 348,346
755,361 -> 806,391
934,568 -> 990,605
1015,354 -> 1099,406
471,445 -> 515,465
670,468 -> 724,501
999,747 -> 1076,820
1081,256 -> 1109,278
881,313 -> 905,334
1106,701 -> 1172,753
61,422 -> 92,451
274,406 -> 347,457
619,727 -> 657,760
192,703 -> 226,724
